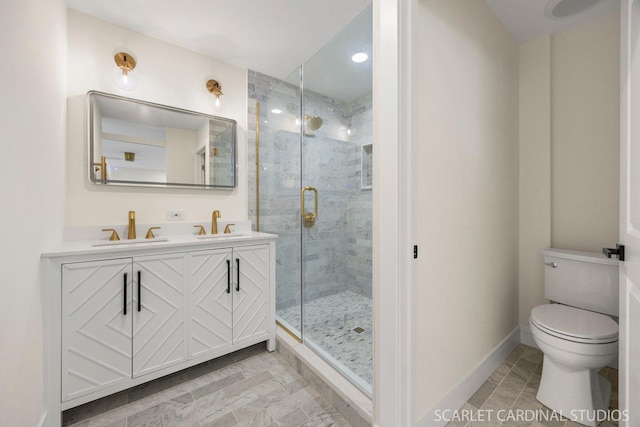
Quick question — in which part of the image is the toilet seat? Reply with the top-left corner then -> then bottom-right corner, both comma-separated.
530,304 -> 618,344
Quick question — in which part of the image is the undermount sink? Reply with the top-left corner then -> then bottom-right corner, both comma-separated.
93,237 -> 169,247
196,233 -> 247,240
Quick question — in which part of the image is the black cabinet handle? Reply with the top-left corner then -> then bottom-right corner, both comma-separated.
603,244 -> 625,262
226,260 -> 231,294
137,270 -> 141,312
236,258 -> 240,291
123,272 -> 127,315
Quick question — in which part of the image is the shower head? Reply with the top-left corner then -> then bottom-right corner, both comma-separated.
305,114 -> 323,131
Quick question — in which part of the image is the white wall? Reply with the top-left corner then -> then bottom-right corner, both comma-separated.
415,0 -> 519,418
67,10 -> 248,227
0,0 -> 67,425
518,13 -> 620,327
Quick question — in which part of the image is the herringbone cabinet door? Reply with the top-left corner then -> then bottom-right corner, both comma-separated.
133,254 -> 187,378
233,245 -> 270,343
61,259 -> 132,401
188,249 -> 233,358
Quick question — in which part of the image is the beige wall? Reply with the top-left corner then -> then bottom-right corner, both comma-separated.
518,13 -> 620,327
165,127 -> 198,184
0,0 -> 67,424
67,10 -> 248,227
551,13 -> 620,252
518,35 -> 552,327
415,0 -> 519,418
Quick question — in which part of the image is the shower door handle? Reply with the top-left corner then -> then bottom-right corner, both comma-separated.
301,186 -> 318,227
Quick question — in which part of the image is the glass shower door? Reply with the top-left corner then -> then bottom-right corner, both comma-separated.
252,4 -> 373,394
300,4 -> 373,394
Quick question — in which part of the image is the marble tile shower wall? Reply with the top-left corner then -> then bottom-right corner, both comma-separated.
248,70 -> 372,309
210,122 -> 234,185
248,71 -> 304,311
301,136 -> 352,302
345,93 -> 372,298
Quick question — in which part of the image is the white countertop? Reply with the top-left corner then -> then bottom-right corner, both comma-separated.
42,231 -> 277,258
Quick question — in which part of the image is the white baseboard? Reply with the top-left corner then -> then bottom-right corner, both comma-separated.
519,325 -> 538,349
417,327 -> 521,427
37,412 -> 47,427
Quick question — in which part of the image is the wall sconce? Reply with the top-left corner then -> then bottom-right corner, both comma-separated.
206,79 -> 224,111
112,51 -> 138,91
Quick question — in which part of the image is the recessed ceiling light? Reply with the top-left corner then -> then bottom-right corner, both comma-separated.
271,109 -> 282,114
351,52 -> 368,63
545,0 -> 599,19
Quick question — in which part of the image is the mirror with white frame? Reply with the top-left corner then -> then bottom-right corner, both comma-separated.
88,91 -> 237,189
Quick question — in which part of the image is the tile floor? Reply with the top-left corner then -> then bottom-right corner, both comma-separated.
450,344 -> 619,427
277,291 -> 372,386
61,338 -> 618,427
63,344 -> 352,427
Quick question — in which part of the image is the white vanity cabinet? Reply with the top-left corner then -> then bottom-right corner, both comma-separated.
61,258 -> 133,402
61,253 -> 188,401
188,248 -> 233,358
188,244 -> 270,359
232,245 -> 270,343
43,233 -> 276,427
132,253 -> 187,377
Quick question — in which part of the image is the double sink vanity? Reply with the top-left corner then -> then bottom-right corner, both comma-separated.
41,216 -> 277,427
38,91 -> 274,427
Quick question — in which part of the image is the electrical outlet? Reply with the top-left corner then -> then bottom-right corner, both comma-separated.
167,210 -> 185,221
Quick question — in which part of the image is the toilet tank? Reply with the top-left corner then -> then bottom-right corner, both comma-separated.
542,248 -> 619,316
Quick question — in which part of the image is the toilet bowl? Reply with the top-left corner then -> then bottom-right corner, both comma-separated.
531,249 -> 619,427
530,304 -> 618,425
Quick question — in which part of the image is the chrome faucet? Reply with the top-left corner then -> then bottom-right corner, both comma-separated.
212,210 -> 221,234
128,211 -> 136,240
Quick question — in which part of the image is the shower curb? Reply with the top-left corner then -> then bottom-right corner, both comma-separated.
275,328 -> 373,427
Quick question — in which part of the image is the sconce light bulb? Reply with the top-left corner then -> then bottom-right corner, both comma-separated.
113,51 -> 138,91
295,118 -> 301,126
206,80 -> 224,112
347,128 -> 352,136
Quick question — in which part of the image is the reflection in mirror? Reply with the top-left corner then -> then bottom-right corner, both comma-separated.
88,91 -> 237,189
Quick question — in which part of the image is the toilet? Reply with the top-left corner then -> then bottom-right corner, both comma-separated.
530,248 -> 619,426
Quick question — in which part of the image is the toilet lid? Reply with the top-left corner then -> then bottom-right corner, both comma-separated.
531,304 -> 618,342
